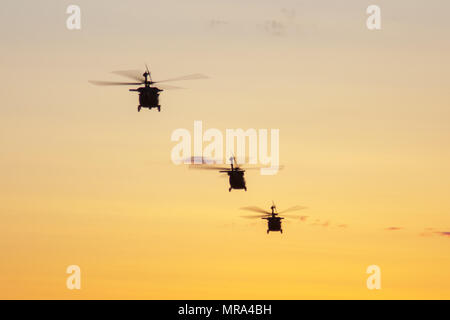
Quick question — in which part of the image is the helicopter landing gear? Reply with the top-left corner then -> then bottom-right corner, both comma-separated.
280,229 -> 283,234
157,106 -> 161,112
267,230 -> 269,234
137,106 -> 141,112
244,187 -> 247,191
229,187 -> 232,192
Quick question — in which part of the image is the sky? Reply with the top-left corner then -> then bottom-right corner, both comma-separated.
1,0 -> 450,299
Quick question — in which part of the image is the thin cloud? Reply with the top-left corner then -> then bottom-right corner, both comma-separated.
419,228 -> 450,238
263,20 -> 286,36
310,219 -> 330,227
262,8 -> 297,37
208,19 -> 228,29
435,231 -> 450,238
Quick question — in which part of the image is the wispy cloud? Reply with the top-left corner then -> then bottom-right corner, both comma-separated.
307,218 -> 349,229
419,228 -> 450,238
263,20 -> 286,36
385,227 -> 403,231
262,8 -> 297,37
208,19 -> 228,29
310,219 -> 330,227
435,231 -> 450,238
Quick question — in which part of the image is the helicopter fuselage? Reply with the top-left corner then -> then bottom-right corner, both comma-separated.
130,86 -> 163,112
263,216 -> 284,233
227,170 -> 247,191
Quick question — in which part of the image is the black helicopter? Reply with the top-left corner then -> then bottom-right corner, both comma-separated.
89,66 -> 207,112
241,202 -> 307,234
190,156 -> 261,192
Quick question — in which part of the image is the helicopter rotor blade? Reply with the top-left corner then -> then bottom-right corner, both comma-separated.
154,73 -> 208,83
241,215 -> 270,219
240,206 -> 271,214
279,205 -> 308,214
89,80 -> 143,86
111,70 -> 144,82
248,164 -> 284,169
185,156 -> 223,164
145,64 -> 152,82
189,165 -> 231,171
156,84 -> 184,90
236,165 -> 284,171
230,155 -> 237,167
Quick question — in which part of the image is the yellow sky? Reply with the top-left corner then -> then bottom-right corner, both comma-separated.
1,0 -> 450,299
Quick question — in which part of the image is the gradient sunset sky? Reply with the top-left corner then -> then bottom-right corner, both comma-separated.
1,0 -> 450,299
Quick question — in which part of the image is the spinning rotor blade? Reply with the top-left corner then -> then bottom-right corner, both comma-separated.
111,70 -> 144,82
186,156 -> 223,164
189,165 -> 231,171
236,165 -> 284,171
154,73 -> 208,83
241,215 -> 270,219
89,80 -> 143,86
157,84 -> 184,90
239,167 -> 262,170
145,64 -> 152,82
279,205 -> 308,214
240,206 -> 271,214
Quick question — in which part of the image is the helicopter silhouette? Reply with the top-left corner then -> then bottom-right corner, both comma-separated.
89,65 -> 207,112
189,156 -> 263,192
241,202 -> 307,234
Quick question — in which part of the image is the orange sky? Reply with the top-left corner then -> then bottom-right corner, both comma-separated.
1,0 -> 450,299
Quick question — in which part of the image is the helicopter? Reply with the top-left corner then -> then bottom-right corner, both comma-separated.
89,65 -> 207,112
189,156 -> 262,192
240,202 -> 307,234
